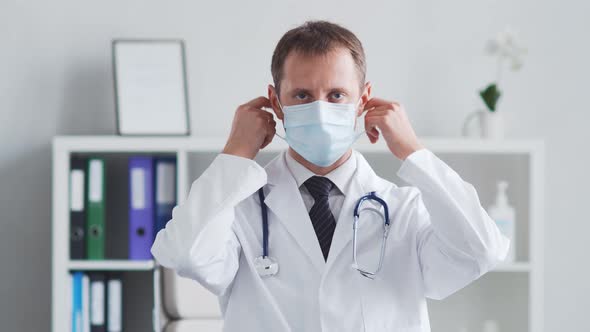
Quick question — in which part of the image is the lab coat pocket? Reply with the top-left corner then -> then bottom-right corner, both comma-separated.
354,219 -> 392,330
357,272 -> 424,331
354,220 -> 423,330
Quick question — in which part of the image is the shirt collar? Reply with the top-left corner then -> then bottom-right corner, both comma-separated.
284,149 -> 357,195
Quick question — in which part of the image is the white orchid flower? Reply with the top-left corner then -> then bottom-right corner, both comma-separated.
485,26 -> 527,83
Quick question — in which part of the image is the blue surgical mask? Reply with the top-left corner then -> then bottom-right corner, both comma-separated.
275,97 -> 365,167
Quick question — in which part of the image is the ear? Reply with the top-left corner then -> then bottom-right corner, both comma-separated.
357,81 -> 372,116
268,84 -> 284,120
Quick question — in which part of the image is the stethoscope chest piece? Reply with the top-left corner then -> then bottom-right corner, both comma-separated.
255,256 -> 279,277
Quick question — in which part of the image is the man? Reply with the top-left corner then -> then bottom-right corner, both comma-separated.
151,20 -> 509,331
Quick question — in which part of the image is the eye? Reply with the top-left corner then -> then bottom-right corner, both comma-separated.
331,92 -> 345,101
295,93 -> 308,100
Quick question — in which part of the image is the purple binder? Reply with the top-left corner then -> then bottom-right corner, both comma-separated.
128,156 -> 154,260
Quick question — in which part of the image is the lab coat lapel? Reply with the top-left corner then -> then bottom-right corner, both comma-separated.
324,150 -> 390,274
263,151 -> 326,274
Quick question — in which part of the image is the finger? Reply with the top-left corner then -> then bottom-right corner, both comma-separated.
367,126 -> 379,137
364,107 -> 393,117
246,96 -> 272,109
365,119 -> 381,136
365,115 -> 388,133
262,119 -> 276,145
249,108 -> 273,123
261,121 -> 276,149
267,118 -> 277,133
364,117 -> 382,133
364,97 -> 395,111
260,109 -> 275,123
251,107 -> 273,117
365,126 -> 379,143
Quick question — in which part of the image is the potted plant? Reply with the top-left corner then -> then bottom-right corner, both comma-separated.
462,26 -> 527,139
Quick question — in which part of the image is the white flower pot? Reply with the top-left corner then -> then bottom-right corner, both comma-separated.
462,110 -> 505,139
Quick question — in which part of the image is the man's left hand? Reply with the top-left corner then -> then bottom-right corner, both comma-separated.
363,98 -> 425,160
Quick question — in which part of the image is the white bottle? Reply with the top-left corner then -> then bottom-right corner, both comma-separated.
482,320 -> 500,332
487,180 -> 516,262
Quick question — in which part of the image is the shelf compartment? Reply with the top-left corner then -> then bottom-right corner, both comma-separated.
428,272 -> 529,332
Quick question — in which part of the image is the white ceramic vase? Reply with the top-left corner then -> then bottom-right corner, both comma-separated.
462,110 -> 505,139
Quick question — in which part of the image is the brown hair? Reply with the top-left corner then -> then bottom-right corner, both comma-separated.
271,20 -> 366,97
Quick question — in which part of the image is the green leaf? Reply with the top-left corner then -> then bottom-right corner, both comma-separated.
479,83 -> 502,112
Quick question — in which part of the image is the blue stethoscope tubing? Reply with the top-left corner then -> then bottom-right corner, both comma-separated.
353,191 -> 390,226
351,191 -> 391,279
258,188 -> 270,258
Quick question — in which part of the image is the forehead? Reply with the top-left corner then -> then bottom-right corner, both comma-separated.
281,47 -> 359,93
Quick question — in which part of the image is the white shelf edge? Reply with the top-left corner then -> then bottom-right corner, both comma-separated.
68,259 -> 156,271
52,135 -> 544,154
490,262 -> 531,272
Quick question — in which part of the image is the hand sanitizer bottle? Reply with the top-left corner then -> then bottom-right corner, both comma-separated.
482,320 -> 500,332
487,181 -> 516,262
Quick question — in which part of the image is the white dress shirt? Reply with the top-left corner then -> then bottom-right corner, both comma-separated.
284,150 -> 357,222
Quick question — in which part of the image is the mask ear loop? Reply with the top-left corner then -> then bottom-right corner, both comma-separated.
274,98 -> 287,141
353,97 -> 370,141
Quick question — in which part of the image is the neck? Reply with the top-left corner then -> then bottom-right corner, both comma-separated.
288,148 -> 352,176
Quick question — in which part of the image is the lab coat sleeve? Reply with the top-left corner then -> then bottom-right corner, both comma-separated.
396,148 -> 510,300
151,153 -> 267,296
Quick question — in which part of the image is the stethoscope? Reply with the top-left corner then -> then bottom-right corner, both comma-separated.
254,188 -> 391,279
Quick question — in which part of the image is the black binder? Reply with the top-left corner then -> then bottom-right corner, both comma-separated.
70,156 -> 87,259
105,155 -> 129,259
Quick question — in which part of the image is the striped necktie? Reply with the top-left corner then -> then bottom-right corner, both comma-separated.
304,176 -> 337,261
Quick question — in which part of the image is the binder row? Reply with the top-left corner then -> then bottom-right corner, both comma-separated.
69,155 -> 177,260
71,271 -> 122,332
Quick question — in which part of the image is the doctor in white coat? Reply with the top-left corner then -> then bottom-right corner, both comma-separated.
151,20 -> 510,332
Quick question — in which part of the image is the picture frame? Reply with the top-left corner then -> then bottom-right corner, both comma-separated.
112,39 -> 191,136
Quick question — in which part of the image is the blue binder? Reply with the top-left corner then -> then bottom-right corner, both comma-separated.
128,156 -> 154,260
72,272 -> 83,332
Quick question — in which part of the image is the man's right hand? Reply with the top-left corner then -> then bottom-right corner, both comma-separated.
222,96 -> 277,159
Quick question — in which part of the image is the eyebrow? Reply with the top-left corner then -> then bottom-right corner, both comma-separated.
289,87 -> 351,95
290,88 -> 312,95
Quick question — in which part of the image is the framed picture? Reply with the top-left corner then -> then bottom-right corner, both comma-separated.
112,39 -> 191,136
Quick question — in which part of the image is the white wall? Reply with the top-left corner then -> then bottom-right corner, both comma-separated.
1,0 -> 588,330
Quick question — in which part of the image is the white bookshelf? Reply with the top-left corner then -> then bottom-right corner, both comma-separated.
52,135 -> 544,332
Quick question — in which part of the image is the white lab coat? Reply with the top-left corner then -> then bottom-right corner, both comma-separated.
151,148 -> 510,332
